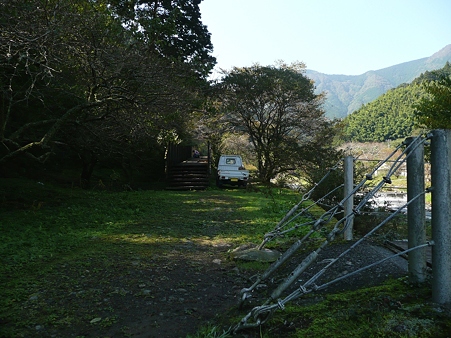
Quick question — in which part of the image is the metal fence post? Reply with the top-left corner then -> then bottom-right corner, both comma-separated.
431,129 -> 451,305
344,156 -> 354,240
405,137 -> 427,284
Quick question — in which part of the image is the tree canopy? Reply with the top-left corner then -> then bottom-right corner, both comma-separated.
0,0 -> 214,185
108,0 -> 216,79
215,62 -> 337,182
341,63 -> 451,142
340,84 -> 421,142
414,65 -> 451,129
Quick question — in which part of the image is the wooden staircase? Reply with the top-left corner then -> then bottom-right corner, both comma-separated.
166,157 -> 210,190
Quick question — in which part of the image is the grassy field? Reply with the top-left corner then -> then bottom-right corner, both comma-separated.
0,178 -> 449,337
0,178 -> 304,270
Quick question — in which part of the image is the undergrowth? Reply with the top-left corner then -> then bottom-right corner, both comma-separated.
1,178 -> 449,337
0,178 -> 300,336
258,277 -> 451,338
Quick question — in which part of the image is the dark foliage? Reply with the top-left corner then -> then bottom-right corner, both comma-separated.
0,0 -> 215,187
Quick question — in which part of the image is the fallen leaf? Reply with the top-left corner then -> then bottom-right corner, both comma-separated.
90,317 -> 102,324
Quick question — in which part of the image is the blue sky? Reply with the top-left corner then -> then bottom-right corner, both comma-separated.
199,0 -> 451,78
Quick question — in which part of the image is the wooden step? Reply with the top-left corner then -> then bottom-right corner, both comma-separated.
166,160 -> 210,190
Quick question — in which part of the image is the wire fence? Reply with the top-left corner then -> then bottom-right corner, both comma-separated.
233,135 -> 433,333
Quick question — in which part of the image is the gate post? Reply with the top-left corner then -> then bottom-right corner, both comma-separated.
405,137 -> 427,284
343,156 -> 354,240
431,129 -> 451,305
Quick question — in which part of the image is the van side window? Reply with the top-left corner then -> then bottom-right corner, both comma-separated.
225,158 -> 236,165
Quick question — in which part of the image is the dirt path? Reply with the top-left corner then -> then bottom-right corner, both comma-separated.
13,239 -> 410,338
120,242 -> 242,338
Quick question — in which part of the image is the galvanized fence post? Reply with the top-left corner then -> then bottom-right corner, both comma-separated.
405,137 -> 427,284
344,155 -> 354,240
431,129 -> 451,305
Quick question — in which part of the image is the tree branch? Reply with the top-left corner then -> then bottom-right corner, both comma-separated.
9,119 -> 58,140
0,100 -> 112,164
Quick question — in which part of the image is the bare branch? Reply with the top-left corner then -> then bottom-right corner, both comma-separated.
9,119 -> 58,141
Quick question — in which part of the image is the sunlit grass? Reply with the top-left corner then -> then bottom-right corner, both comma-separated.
261,277 -> 443,338
0,178 -> 306,337
2,178 -> 450,337
0,179 -> 297,276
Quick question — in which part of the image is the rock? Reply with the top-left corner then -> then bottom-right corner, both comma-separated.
231,247 -> 281,262
231,243 -> 258,252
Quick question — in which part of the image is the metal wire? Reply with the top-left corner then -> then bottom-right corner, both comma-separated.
241,157 -> 383,304
257,160 -> 343,249
233,135 -> 431,333
234,189 -> 431,332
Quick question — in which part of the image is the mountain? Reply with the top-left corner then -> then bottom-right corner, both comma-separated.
306,44 -> 451,119
340,62 -> 451,143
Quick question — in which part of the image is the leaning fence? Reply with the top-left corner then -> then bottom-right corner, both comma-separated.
232,129 -> 451,333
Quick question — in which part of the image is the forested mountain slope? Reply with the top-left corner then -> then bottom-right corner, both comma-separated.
307,44 -> 451,118
341,62 -> 451,142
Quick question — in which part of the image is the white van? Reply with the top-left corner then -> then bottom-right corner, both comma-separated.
216,155 -> 250,187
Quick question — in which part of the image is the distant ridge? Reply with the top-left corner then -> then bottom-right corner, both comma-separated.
306,44 -> 451,118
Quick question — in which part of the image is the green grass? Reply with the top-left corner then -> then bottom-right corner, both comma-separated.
0,179 -> 296,274
0,178 -> 448,337
0,178 -> 303,336
260,278 -> 451,338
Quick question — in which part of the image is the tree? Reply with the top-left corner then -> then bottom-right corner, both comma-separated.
0,0 -> 206,186
108,0 -> 216,79
340,63 -> 451,143
414,75 -> 451,129
216,62 -> 335,182
341,84 -> 421,142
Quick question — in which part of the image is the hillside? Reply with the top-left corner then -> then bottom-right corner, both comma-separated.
307,44 -> 451,119
340,62 -> 451,142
